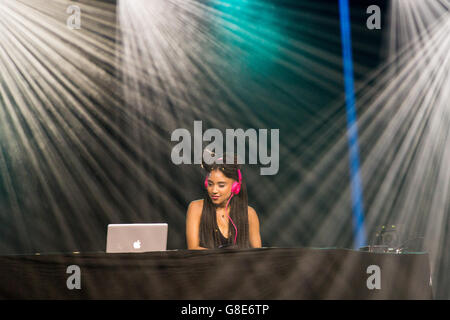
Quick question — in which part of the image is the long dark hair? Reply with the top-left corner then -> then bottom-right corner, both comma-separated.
199,154 -> 250,249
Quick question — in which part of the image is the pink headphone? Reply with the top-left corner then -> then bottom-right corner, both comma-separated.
204,168 -> 242,195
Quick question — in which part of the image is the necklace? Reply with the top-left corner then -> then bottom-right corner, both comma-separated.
218,208 -> 229,219
217,211 -> 228,223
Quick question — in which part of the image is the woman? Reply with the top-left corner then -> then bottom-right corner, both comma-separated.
186,154 -> 262,249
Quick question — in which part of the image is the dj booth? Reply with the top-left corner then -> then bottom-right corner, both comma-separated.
0,247 -> 432,299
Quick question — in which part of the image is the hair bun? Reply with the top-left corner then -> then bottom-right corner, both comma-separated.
201,152 -> 241,172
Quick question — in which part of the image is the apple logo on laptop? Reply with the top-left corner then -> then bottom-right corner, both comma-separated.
133,240 -> 141,249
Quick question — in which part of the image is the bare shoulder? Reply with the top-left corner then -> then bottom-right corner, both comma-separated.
190,199 -> 204,208
247,205 -> 258,217
187,199 -> 204,215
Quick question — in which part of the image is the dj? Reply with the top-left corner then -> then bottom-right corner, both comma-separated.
186,154 -> 262,249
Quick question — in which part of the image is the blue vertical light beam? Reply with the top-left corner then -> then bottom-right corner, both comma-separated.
339,0 -> 367,249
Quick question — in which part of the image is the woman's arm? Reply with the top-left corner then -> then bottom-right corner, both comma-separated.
186,200 -> 208,250
248,206 -> 262,248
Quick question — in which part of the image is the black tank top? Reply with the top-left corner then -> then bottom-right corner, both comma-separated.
215,218 -> 231,248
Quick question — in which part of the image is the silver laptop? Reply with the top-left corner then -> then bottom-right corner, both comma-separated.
106,223 -> 168,253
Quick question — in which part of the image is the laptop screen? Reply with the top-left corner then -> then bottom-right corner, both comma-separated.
106,223 -> 168,253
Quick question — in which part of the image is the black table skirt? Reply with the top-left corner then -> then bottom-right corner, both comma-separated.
0,247 -> 432,299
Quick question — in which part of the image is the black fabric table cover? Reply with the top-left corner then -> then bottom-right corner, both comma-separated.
0,247 -> 432,299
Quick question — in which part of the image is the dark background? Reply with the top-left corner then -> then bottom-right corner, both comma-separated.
0,0 -> 448,299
